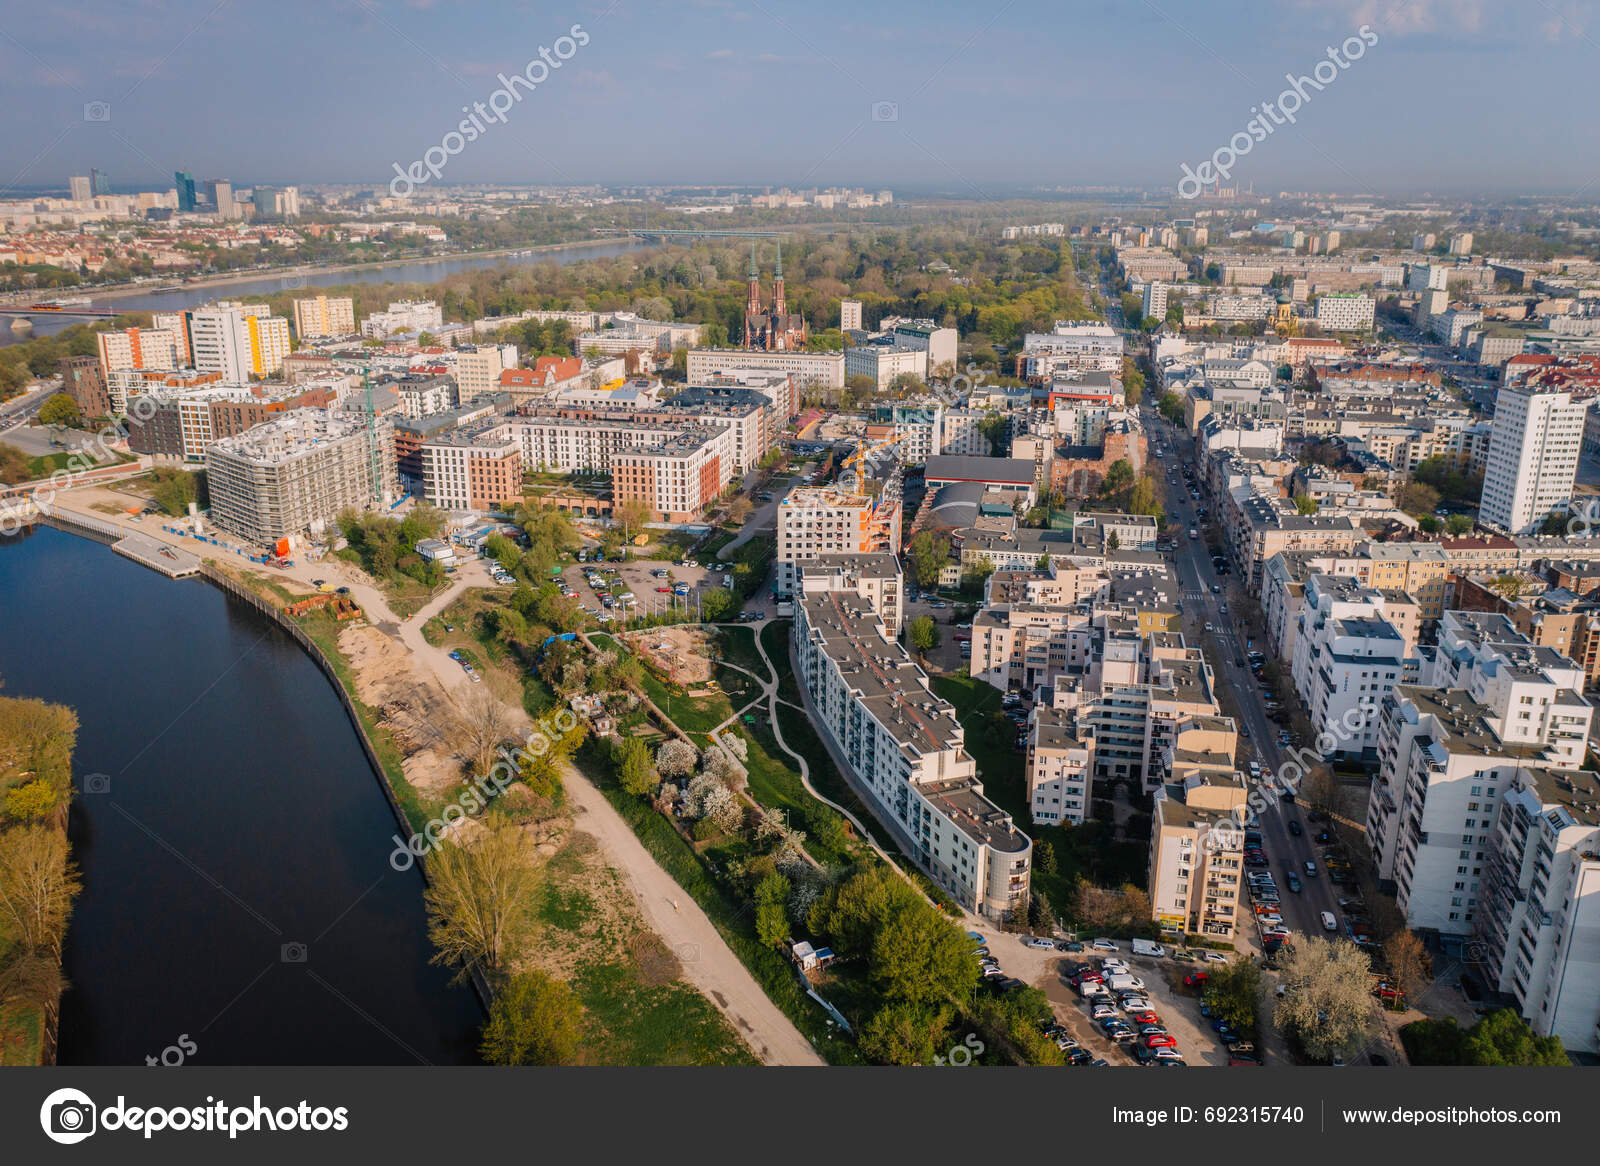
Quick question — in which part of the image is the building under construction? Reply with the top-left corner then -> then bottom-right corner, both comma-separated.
205,408 -> 397,545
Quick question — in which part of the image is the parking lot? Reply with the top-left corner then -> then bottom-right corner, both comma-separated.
550,554 -> 737,624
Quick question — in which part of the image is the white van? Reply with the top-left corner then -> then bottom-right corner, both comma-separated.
1321,911 -> 1338,931
1130,938 -> 1167,959
1104,973 -> 1144,992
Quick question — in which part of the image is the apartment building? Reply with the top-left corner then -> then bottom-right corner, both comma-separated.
684,368 -> 799,420
610,426 -> 731,522
793,581 -> 1031,920
776,480 -> 902,596
1028,706 -> 1093,826
844,342 -> 928,391
686,347 -> 844,391
292,295 -> 357,340
799,552 -> 904,639
206,409 -> 397,544
57,356 -> 112,420
1017,322 -> 1124,383
1291,574 -> 1413,760
419,428 -> 523,512
1313,292 -> 1375,333
1480,385 -> 1587,535
361,299 -> 444,338
1477,766 -> 1600,1053
386,373 -> 458,420
126,382 -> 338,461
151,311 -> 192,364
454,345 -> 519,405
188,304 -> 290,381
96,326 -> 181,375
1150,775 -> 1249,940
1367,612 -> 1594,936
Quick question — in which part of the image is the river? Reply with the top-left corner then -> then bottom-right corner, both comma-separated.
0,525 -> 484,1065
1,237 -> 644,346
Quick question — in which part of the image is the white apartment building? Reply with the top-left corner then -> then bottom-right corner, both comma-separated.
776,482 -> 902,596
1019,322 -> 1125,381
389,374 -> 457,420
883,400 -> 944,464
686,348 -> 844,391
844,342 -> 928,391
96,327 -> 180,375
1367,612 -> 1594,937
794,581 -> 1031,920
1313,293 -> 1375,333
1150,777 -> 1249,940
889,322 -> 958,375
1480,385 -> 1587,535
292,295 -> 356,339
151,311 -> 191,363
419,429 -> 522,512
1143,281 -> 1168,322
188,305 -> 290,381
361,300 -> 444,338
839,299 -> 862,331
1478,766 -> 1600,1053
1290,574 -> 1413,760
798,551 -> 904,639
941,409 -> 1000,457
1028,707 -> 1093,826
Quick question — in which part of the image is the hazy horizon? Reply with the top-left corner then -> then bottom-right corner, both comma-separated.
3,0 -> 1598,197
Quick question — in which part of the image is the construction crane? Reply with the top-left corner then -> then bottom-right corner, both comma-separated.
840,432 -> 905,486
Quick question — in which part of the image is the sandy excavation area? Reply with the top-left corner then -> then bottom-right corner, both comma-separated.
338,623 -> 463,800
623,624 -> 718,686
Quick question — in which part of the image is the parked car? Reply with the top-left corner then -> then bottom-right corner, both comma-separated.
1090,938 -> 1118,951
1183,972 -> 1210,987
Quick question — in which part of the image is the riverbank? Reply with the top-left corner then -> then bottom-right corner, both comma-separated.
13,237 -> 646,309
27,483 -> 803,1064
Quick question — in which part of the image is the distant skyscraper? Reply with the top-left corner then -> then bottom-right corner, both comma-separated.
1480,384 -> 1587,535
90,168 -> 110,196
175,170 -> 197,212
204,179 -> 237,220
68,175 -> 91,201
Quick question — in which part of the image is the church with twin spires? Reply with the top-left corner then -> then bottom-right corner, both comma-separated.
743,242 -> 808,351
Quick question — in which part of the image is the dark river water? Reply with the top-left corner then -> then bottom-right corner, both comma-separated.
0,525 -> 483,1065
1,237 -> 644,346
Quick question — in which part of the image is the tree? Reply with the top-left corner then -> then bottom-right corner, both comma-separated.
1106,530 -> 1120,552
1158,392 -> 1184,426
459,691 -> 513,780
869,899 -> 981,1008
1383,929 -> 1431,1004
479,970 -> 583,1065
654,738 -> 698,780
424,820 -> 540,983
1301,765 -> 1342,816
1272,936 -> 1375,1063
1396,480 -> 1441,518
699,587 -> 737,622
1100,458 -> 1135,497
0,824 -> 80,961
906,531 -> 951,590
1444,513 -> 1474,536
726,495 -> 753,524
38,393 -> 81,428
754,871 -> 791,948
149,468 -> 200,517
612,736 -> 655,797
1293,493 -> 1319,516
1403,1009 -> 1568,1066
907,614 -> 939,657
1033,839 -> 1057,875
858,1002 -> 950,1066
614,496 -> 651,541
1418,515 -> 1443,534
977,410 -> 1009,457
1205,958 -> 1262,1036
0,442 -> 30,485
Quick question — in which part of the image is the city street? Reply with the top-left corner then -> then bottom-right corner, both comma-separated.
1143,404 -> 1345,945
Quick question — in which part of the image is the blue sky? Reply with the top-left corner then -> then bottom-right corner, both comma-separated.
3,0 -> 1598,196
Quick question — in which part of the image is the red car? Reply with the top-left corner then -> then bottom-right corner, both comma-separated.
655,586 -> 671,593
1144,1033 -> 1178,1049
1183,972 -> 1209,987
1130,1010 -> 1159,1025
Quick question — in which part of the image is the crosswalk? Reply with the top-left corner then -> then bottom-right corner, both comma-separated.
1182,590 -> 1207,601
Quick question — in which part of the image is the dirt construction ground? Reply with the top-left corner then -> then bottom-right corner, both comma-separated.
622,625 -> 718,686
338,623 -> 464,800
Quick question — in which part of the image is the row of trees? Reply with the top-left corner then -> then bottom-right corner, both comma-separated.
0,695 -> 84,1058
